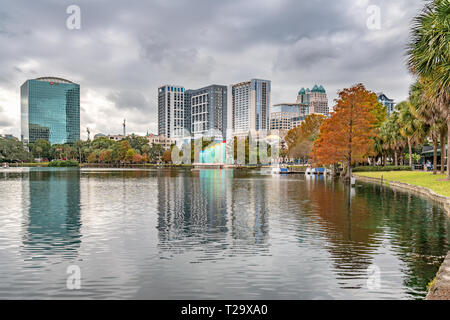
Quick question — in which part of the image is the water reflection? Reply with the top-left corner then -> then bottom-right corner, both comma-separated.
0,168 -> 447,299
156,169 -> 270,261
355,184 -> 450,297
21,169 -> 81,262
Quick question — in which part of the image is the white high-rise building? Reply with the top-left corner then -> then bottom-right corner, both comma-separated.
158,85 -> 186,139
227,79 -> 271,137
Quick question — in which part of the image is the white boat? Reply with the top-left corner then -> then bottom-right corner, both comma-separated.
271,164 -> 289,174
2,163 -> 9,169
271,164 -> 281,174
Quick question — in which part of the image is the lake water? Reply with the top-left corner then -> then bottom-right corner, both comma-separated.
0,168 -> 448,299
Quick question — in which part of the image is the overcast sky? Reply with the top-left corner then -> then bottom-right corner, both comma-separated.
0,0 -> 424,139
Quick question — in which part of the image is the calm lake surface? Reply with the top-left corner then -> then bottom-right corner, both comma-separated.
0,168 -> 448,299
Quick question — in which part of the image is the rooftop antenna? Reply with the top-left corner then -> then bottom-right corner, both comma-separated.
86,127 -> 91,141
123,119 -> 126,136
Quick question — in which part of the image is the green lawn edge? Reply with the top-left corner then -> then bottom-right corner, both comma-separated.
354,171 -> 450,197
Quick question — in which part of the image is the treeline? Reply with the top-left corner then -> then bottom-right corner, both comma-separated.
0,136 -> 171,164
285,82 -> 447,179
0,138 -> 33,162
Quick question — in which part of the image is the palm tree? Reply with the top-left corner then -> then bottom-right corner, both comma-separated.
372,135 -> 385,165
410,79 -> 443,174
407,0 -> 450,178
397,100 -> 428,168
380,113 -> 406,166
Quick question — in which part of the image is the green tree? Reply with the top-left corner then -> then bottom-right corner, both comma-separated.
0,138 -> 32,162
149,144 -> 165,163
397,100 -> 427,168
91,137 -> 116,150
73,140 -> 88,163
119,140 -> 131,161
407,0 -> 450,178
410,79 -> 442,174
379,112 -> 406,166
124,149 -> 135,163
31,139 -> 51,160
141,144 -> 151,155
87,151 -> 97,163
50,144 -> 75,160
126,136 -> 149,154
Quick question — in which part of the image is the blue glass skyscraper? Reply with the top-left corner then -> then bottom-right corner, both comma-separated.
21,77 -> 80,145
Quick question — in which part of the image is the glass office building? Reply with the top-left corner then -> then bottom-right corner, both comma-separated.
21,77 -> 80,145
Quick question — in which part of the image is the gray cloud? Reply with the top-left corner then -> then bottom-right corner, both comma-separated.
0,0 -> 425,138
0,119 -> 14,127
107,91 -> 150,111
0,106 -> 15,127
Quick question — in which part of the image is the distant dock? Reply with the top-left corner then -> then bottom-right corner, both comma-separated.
192,163 -> 226,169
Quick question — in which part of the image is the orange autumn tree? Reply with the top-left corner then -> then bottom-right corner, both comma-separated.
285,114 -> 326,161
312,84 -> 380,180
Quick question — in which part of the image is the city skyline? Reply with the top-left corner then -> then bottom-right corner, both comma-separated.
0,0 -> 424,139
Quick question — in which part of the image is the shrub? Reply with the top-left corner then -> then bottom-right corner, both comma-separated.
48,160 -> 79,167
352,165 -> 411,172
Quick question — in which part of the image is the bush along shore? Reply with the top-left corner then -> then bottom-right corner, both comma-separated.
47,160 -> 79,167
352,165 -> 412,172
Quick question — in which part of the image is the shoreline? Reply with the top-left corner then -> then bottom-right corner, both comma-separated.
354,173 -> 450,300
3,163 -> 268,170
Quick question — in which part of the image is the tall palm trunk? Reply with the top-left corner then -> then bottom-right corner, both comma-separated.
408,138 -> 413,169
447,118 -> 450,180
394,150 -> 398,166
433,137 -> 438,175
440,126 -> 446,175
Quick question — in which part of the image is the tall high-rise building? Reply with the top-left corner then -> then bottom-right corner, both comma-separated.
185,85 -> 227,139
158,85 -> 186,139
227,79 -> 271,136
297,84 -> 328,116
21,77 -> 80,145
377,92 -> 395,114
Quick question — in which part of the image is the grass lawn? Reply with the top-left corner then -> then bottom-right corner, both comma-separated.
354,171 -> 450,197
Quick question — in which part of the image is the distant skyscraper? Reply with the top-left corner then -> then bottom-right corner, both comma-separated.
185,85 -> 227,139
270,103 -> 301,131
297,85 -> 328,116
377,92 -> 395,114
227,79 -> 271,136
158,85 -> 186,139
21,77 -> 80,145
